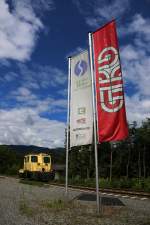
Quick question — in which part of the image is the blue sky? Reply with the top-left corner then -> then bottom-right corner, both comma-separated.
0,0 -> 150,148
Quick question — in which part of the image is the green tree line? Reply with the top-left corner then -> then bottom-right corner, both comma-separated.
68,118 -> 150,190
0,118 -> 150,190
0,146 -> 65,176
0,146 -> 23,175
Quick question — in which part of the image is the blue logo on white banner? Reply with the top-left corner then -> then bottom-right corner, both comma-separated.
74,60 -> 87,76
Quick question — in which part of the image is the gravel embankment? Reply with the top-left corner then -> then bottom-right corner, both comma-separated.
0,176 -> 150,225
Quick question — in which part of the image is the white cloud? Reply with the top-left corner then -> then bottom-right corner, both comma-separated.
17,63 -> 67,89
11,87 -> 37,103
128,14 -> 150,41
0,0 -> 53,61
0,61 -> 67,148
9,85 -> 67,114
73,0 -> 130,28
125,94 -> 150,125
57,88 -> 68,97
66,47 -> 85,59
91,0 -> 129,26
0,107 -> 65,148
0,83 -> 67,147
120,14 -> 150,124
12,0 -> 54,16
1,63 -> 67,94
121,15 -> 150,97
121,45 -> 140,61
120,14 -> 150,46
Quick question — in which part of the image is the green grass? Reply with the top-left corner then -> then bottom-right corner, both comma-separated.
19,179 -> 48,187
42,199 -> 71,211
19,200 -> 35,217
20,176 -> 150,192
66,177 -> 150,192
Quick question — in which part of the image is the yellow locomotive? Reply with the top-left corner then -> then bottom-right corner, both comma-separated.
19,153 -> 54,181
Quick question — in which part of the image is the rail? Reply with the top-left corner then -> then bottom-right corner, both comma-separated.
51,183 -> 150,199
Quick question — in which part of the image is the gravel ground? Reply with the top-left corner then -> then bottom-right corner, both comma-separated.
0,176 -> 150,225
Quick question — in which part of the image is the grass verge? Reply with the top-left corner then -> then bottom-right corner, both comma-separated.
19,179 -> 48,187
19,200 -> 35,217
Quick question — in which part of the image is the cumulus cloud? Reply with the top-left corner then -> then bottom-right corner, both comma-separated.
121,14 -> 150,96
11,87 -> 37,103
0,107 -> 65,148
127,14 -> 150,41
125,94 -> 150,125
9,85 -> 67,113
120,14 -> 150,124
12,0 -> 54,15
0,0 -> 53,61
120,14 -> 150,45
0,64 -> 67,148
0,1 -> 66,147
1,63 -> 67,95
0,61 -> 67,148
17,63 -> 67,90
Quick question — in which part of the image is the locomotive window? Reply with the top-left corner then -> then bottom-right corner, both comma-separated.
44,157 -> 50,163
31,156 -> 38,163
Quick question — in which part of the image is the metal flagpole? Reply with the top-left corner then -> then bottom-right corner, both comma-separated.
65,57 -> 71,195
88,32 -> 100,213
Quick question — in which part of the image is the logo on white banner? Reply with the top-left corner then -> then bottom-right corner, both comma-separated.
77,107 -> 86,115
74,60 -> 87,76
98,46 -> 123,112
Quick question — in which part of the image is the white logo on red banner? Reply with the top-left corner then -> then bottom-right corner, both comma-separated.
98,46 -> 123,112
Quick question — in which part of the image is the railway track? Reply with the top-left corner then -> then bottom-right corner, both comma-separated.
51,183 -> 150,200
1,176 -> 150,200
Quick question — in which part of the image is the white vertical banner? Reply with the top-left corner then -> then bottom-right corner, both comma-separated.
70,50 -> 93,147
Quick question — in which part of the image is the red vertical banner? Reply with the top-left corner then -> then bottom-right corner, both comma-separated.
92,20 -> 128,142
